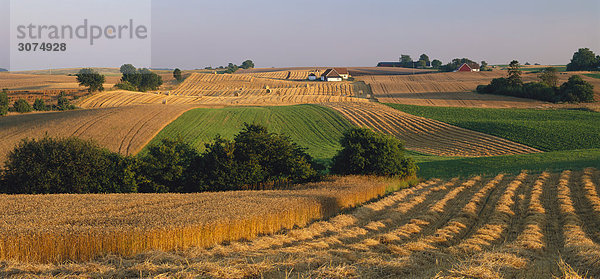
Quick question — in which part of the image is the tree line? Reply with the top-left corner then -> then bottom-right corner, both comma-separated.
0,124 -> 417,194
477,60 -> 595,103
0,89 -> 75,116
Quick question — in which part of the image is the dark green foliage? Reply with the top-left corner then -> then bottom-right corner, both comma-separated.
331,128 -> 417,178
173,68 -> 183,81
56,92 -> 76,111
538,67 -> 559,87
240,60 -> 255,70
431,59 -> 442,69
559,75 -> 595,103
1,137 -> 138,194
480,61 -> 490,71
114,81 -> 138,91
138,138 -> 201,193
76,68 -> 105,93
507,60 -> 522,86
0,89 -> 8,116
200,124 -> 318,190
225,63 -> 239,74
13,99 -> 32,113
566,48 -> 600,71
118,64 -> 163,92
399,55 -> 413,67
32,98 -> 46,111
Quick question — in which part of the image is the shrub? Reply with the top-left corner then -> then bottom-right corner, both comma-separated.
33,98 -> 47,111
13,99 -> 32,113
56,92 -> 76,111
331,128 -> 417,178
114,81 -> 138,91
138,138 -> 201,193
0,89 -> 8,116
1,137 -> 137,194
173,68 -> 183,81
559,75 -> 595,103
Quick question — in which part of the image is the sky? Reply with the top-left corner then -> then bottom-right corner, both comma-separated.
1,0 -> 599,70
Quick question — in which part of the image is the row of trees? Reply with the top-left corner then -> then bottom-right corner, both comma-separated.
0,90 -> 75,116
477,60 -> 595,103
399,54 -> 441,69
0,125 -> 417,194
203,60 -> 255,74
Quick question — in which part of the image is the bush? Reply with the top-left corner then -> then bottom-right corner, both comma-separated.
56,92 -> 76,111
13,99 -> 32,113
0,89 -> 8,116
1,137 -> 138,194
114,81 -> 138,91
138,138 -> 201,193
33,98 -> 47,111
559,75 -> 595,103
331,128 -> 417,178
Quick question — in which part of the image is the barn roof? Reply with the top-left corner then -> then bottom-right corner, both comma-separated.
458,62 -> 480,70
334,68 -> 349,75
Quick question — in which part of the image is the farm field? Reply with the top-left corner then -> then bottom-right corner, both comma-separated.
386,104 -> 600,152
0,72 -> 121,91
0,175 -> 414,263
4,169 -> 599,278
236,66 -> 435,76
75,90 -> 367,108
358,71 -> 600,108
145,104 -> 354,160
324,102 -> 541,157
0,104 -> 200,165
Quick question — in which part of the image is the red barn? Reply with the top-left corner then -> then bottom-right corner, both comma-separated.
456,63 -> 480,72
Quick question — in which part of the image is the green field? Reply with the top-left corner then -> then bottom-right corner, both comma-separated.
520,66 -> 566,72
145,104 -> 354,160
386,103 -> 600,151
584,73 -> 600,79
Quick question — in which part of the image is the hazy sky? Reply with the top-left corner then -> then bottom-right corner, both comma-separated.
1,0 -> 599,70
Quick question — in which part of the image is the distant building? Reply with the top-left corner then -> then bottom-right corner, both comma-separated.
321,69 -> 343,82
308,73 -> 318,81
334,68 -> 350,80
456,63 -> 480,72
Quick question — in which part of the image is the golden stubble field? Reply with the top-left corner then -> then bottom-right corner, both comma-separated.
2,169 -> 599,278
0,104 -> 202,165
324,102 -> 541,157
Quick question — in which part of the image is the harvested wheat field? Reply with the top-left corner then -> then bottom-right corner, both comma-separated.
170,73 -> 371,99
3,169 -> 599,278
324,102 -> 541,157
76,90 -> 368,108
358,71 -> 600,108
0,176 -> 410,263
0,104 -> 200,164
0,72 -> 120,91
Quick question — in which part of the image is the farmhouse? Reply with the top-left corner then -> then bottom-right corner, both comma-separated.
456,63 -> 480,72
334,68 -> 350,80
320,69 -> 343,82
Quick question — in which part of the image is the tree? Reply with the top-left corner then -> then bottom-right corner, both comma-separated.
13,99 -> 32,113
400,55 -> 413,67
139,138 -> 201,193
33,98 -> 46,111
419,54 -> 430,67
138,68 -> 163,91
566,48 -> 600,71
240,60 -> 255,70
480,61 -> 489,71
439,58 -> 477,72
0,89 -> 8,116
507,60 -> 522,86
416,60 -> 427,69
559,75 -> 595,103
76,68 -> 105,93
538,67 -> 559,87
431,59 -> 442,69
120,64 -> 141,87
225,63 -> 239,74
56,91 -> 74,111
173,68 -> 183,81
331,128 -> 417,177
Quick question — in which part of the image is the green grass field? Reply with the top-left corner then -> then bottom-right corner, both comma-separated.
584,73 -> 600,79
386,103 -> 600,152
145,104 -> 354,160
520,66 -> 567,72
